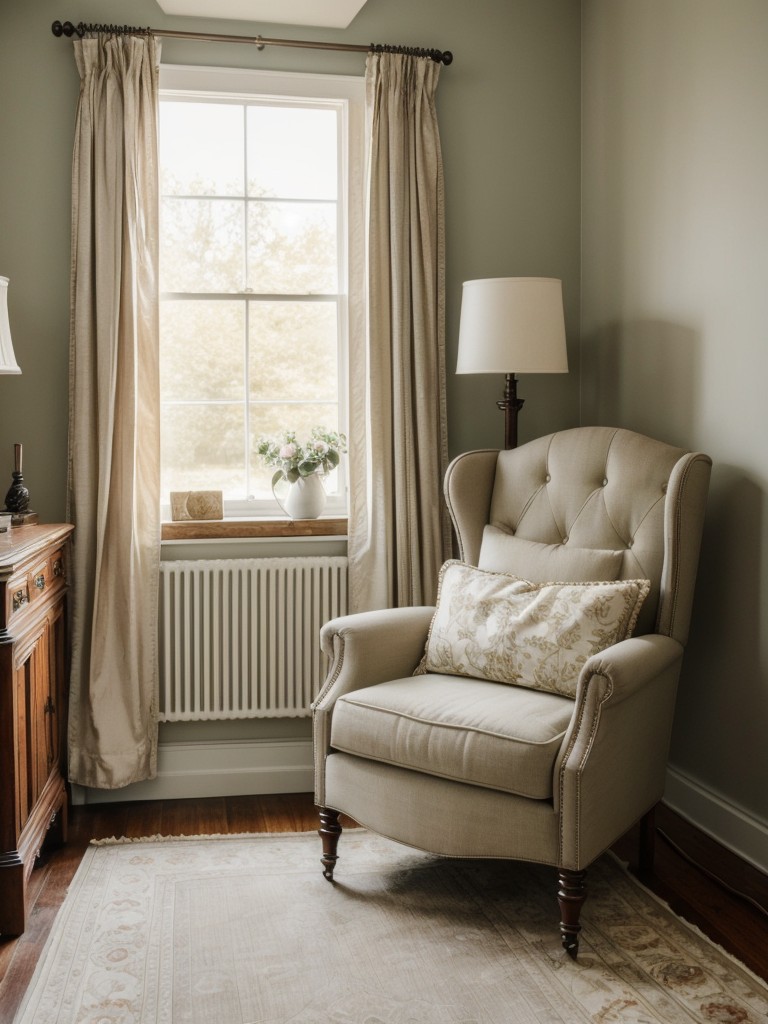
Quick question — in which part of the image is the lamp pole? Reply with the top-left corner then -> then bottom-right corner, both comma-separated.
497,373 -> 525,450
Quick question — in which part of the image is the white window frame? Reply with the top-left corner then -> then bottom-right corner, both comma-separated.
158,64 -> 365,520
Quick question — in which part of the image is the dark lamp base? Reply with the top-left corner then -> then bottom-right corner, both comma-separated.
7,510 -> 38,527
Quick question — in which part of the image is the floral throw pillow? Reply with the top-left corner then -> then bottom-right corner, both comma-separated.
417,561 -> 651,698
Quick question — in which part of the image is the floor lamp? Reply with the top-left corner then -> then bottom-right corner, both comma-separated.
456,277 -> 568,449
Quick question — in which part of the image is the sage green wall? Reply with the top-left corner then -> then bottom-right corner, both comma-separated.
0,0 -> 581,524
582,1 -> 768,863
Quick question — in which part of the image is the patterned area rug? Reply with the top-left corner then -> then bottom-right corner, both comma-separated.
13,830 -> 768,1023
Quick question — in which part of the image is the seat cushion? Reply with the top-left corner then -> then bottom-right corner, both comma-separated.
330,674 -> 574,800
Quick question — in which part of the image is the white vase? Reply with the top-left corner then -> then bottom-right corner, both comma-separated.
273,472 -> 327,520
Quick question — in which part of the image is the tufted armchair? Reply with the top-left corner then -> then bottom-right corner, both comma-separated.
313,426 -> 711,957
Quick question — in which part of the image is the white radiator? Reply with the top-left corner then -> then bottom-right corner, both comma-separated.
158,557 -> 348,722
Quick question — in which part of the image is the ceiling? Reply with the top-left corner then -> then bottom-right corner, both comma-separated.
155,0 -> 369,28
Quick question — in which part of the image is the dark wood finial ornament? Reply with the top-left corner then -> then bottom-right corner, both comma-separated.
4,443 -> 37,525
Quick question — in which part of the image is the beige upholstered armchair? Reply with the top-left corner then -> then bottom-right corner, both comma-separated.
313,426 -> 711,957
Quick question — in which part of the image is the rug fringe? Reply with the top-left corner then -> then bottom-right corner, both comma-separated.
90,830 -> 320,846
90,827 -> 365,847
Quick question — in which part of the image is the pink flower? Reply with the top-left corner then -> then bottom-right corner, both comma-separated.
279,443 -> 297,459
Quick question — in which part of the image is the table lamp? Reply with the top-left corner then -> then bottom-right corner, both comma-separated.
0,277 -> 21,375
456,277 -> 568,449
0,278 -> 35,525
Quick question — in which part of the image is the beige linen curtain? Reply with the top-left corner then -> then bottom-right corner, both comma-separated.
348,52 -> 451,612
67,35 -> 161,788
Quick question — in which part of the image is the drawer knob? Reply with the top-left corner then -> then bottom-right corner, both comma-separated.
35,574 -> 46,591
13,589 -> 28,610
53,559 -> 65,578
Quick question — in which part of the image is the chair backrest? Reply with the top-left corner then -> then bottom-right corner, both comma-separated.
444,426 -> 711,645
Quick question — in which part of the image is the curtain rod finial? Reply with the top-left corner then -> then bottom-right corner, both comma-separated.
51,20 -> 81,38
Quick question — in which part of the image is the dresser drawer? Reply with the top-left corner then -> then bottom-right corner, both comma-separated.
5,566 -> 30,625
29,546 -> 66,601
3,545 -> 67,631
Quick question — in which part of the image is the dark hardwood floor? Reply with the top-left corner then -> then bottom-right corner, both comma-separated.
1,796 -> 765,1022
614,803 -> 767,981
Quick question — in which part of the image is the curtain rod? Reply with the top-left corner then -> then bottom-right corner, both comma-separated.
51,20 -> 453,65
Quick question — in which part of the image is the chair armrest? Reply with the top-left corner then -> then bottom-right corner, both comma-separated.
575,633 -> 684,707
314,606 -> 435,711
313,606 -> 435,807
556,633 -> 685,868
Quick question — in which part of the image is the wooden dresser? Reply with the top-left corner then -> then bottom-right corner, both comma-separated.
0,523 -> 74,936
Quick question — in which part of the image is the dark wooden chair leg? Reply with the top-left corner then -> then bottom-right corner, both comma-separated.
558,868 -> 587,959
319,807 -> 342,881
637,805 -> 656,880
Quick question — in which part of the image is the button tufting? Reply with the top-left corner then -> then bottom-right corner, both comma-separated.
602,478 -> 608,487
545,474 -> 551,483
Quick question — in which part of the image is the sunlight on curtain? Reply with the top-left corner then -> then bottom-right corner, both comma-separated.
348,52 -> 451,612
67,34 -> 161,788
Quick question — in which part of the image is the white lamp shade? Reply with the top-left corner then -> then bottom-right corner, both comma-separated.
456,277 -> 568,375
0,277 -> 21,375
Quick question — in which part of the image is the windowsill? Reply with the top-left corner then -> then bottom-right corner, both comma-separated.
161,517 -> 348,542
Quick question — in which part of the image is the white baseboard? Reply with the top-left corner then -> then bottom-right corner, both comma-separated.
72,738 -> 314,805
664,764 -> 768,874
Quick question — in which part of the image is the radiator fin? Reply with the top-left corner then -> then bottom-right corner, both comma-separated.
159,557 -> 348,722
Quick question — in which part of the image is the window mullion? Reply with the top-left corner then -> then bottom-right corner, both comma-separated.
244,297 -> 252,500
243,105 -> 252,501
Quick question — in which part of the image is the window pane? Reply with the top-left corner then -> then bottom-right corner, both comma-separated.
247,201 -> 337,294
161,301 -> 245,402
250,402 -> 340,497
161,198 -> 245,292
161,404 -> 246,499
160,102 -> 244,196
247,106 -> 337,200
158,65 -> 359,516
249,302 -> 337,402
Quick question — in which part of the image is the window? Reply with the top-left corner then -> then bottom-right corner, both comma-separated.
158,66 -> 364,518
